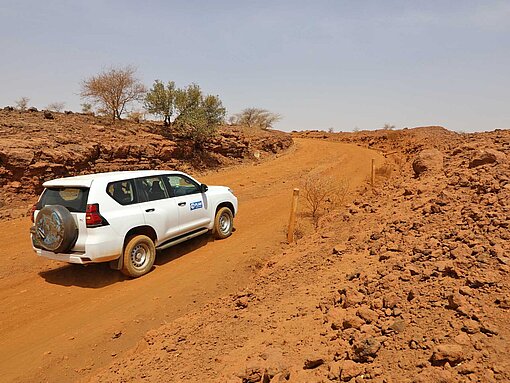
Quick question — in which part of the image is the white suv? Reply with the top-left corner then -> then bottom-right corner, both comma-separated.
30,170 -> 238,277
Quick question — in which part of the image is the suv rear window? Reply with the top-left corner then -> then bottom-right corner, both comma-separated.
38,187 -> 89,213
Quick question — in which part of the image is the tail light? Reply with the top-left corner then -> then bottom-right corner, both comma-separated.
30,204 -> 37,223
86,203 -> 108,227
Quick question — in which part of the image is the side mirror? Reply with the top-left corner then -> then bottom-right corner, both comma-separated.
200,184 -> 208,193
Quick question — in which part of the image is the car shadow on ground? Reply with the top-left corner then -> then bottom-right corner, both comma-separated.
38,262 -> 127,288
38,233 -> 217,288
154,233 -> 214,266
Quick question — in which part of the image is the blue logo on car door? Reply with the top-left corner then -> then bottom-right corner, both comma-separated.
190,201 -> 203,210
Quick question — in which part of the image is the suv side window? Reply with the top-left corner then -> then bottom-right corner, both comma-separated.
107,180 -> 137,205
136,176 -> 169,201
164,174 -> 200,196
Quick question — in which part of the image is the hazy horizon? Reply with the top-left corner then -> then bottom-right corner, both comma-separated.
1,0 -> 509,132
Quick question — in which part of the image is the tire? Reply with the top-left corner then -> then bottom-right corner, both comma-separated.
121,235 -> 156,278
34,205 -> 78,253
213,207 -> 234,239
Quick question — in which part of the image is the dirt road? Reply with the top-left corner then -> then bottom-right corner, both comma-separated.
0,138 -> 384,382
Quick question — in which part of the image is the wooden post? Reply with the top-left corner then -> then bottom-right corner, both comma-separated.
287,188 -> 300,243
371,158 -> 375,187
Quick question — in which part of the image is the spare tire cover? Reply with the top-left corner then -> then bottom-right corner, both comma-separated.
34,205 -> 78,253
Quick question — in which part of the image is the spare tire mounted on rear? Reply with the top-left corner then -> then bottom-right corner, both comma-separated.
34,205 -> 78,253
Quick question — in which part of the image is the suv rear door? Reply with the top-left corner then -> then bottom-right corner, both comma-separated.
134,176 -> 180,245
162,174 -> 211,233
35,187 -> 89,252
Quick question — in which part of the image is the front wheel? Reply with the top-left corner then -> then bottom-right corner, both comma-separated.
121,235 -> 156,278
213,207 -> 234,239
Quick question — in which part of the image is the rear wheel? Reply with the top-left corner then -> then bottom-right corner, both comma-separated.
213,207 -> 234,239
121,235 -> 156,278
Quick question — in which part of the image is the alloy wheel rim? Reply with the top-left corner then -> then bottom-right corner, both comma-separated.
131,243 -> 150,269
219,213 -> 231,234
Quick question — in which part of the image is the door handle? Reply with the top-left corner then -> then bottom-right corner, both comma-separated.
178,202 -> 186,207
145,208 -> 155,212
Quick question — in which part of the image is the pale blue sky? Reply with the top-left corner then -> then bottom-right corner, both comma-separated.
1,0 -> 509,132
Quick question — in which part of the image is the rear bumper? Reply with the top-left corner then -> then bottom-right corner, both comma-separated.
33,247 -> 120,264
31,225 -> 122,264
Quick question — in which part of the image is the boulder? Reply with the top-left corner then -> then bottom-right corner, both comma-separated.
412,149 -> 443,177
469,149 -> 506,168
43,111 -> 54,120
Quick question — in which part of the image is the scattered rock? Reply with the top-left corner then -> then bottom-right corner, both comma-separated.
430,344 -> 465,366
351,337 -> 382,363
43,111 -> 54,119
446,292 -> 466,311
412,149 -> 443,177
235,296 -> 249,309
462,319 -> 480,334
383,294 -> 399,309
339,360 -> 364,382
469,149 -> 506,168
239,365 -> 263,383
388,319 -> 406,333
333,244 -> 347,255
303,357 -> 324,369
356,306 -> 379,324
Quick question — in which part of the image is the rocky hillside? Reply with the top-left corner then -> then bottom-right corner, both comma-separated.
88,127 -> 509,383
0,109 -> 292,219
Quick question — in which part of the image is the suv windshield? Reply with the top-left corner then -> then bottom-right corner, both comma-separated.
38,187 -> 89,213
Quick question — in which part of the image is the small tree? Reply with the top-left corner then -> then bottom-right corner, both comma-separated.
383,123 -> 396,130
202,94 -> 226,126
144,80 -> 176,126
80,66 -> 146,121
46,102 -> 65,112
145,81 -> 226,139
174,85 -> 226,147
234,108 -> 281,129
81,103 -> 93,114
15,97 -> 30,111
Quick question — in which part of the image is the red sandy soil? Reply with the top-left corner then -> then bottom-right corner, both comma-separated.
0,136 -> 384,382
85,127 -> 510,383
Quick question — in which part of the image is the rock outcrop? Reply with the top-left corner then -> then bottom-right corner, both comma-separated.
0,110 -> 292,219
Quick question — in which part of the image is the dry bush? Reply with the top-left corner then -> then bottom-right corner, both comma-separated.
234,108 -> 281,130
127,111 -> 144,123
304,174 -> 349,228
282,221 -> 305,241
375,164 -> 393,178
46,102 -> 65,112
14,97 -> 30,111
